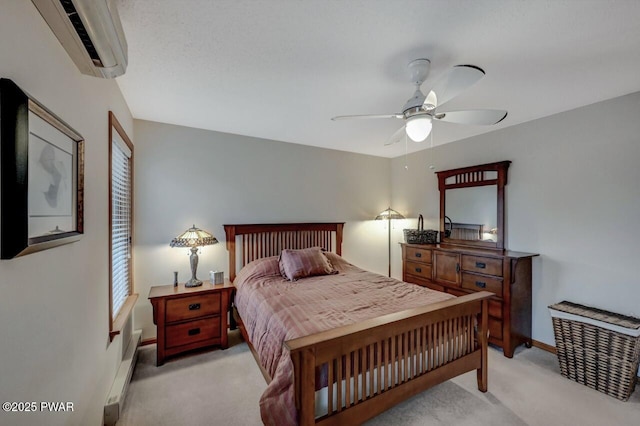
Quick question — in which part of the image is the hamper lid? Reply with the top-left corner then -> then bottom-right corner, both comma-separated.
549,301 -> 640,330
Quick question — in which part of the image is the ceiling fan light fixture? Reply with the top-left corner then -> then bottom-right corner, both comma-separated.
405,115 -> 432,142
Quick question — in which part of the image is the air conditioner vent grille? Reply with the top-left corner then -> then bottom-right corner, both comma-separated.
59,0 -> 102,66
32,0 -> 127,78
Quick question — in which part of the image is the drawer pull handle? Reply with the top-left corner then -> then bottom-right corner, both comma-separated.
415,267 -> 422,273
475,262 -> 486,269
415,252 -> 422,258
456,263 -> 460,273
475,281 -> 487,288
189,303 -> 201,311
188,328 -> 201,336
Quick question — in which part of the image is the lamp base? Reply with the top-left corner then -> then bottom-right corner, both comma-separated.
185,278 -> 203,288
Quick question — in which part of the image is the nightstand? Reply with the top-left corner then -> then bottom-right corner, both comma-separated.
149,280 -> 234,366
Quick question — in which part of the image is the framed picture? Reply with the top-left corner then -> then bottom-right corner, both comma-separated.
1,78 -> 84,259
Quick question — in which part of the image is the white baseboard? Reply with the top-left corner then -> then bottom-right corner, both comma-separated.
104,329 -> 142,426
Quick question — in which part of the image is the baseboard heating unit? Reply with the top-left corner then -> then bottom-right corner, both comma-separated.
104,329 -> 141,426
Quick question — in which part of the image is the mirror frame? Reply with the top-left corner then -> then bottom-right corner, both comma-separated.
437,161 -> 511,250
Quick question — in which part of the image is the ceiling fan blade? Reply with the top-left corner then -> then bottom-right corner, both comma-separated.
427,65 -> 485,107
435,109 -> 508,125
331,114 -> 402,121
424,90 -> 438,110
384,126 -> 406,146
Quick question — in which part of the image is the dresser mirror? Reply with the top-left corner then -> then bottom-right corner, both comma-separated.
437,161 -> 510,250
445,185 -> 498,242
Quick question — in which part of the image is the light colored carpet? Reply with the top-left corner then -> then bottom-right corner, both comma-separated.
119,331 -> 264,426
120,330 -> 640,425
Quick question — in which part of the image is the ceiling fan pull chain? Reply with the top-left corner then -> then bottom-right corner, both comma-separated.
428,128 -> 436,170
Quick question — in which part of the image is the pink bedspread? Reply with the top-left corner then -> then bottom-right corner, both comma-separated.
234,252 -> 455,425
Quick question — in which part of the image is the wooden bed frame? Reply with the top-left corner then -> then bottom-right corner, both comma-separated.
224,222 -> 491,426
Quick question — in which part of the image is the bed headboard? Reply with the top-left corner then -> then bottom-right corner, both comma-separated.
223,222 -> 345,281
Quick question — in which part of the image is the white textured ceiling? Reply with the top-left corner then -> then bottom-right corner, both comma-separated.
115,0 -> 640,158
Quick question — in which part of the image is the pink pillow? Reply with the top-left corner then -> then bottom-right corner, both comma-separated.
278,247 -> 336,281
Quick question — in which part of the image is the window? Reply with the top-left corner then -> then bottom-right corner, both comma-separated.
109,112 -> 138,340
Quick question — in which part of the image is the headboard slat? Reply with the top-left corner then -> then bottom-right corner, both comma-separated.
224,223 -> 345,281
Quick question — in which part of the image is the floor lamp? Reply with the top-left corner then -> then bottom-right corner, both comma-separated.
375,207 -> 405,277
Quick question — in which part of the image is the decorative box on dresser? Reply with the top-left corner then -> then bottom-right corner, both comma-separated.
402,243 -> 536,358
149,280 -> 234,366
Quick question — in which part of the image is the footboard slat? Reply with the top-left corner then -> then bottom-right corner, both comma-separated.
390,335 -> 396,388
448,318 -> 454,362
376,341 -> 382,395
467,315 -> 473,354
354,348 -> 361,404
404,331 -> 409,382
336,356 -> 342,413
327,360 -> 333,415
420,326 -> 426,373
286,292 -> 492,426
435,321 -> 440,367
345,352 -> 351,408
366,344 -> 373,400
449,318 -> 458,361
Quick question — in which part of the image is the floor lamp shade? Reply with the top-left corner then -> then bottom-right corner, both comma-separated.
375,207 -> 406,221
375,207 -> 405,277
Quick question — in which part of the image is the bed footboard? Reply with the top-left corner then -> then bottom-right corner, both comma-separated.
285,291 -> 492,426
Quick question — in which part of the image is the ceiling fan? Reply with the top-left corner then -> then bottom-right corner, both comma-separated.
331,59 -> 507,146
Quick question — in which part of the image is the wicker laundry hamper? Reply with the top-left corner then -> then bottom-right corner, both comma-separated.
548,301 -> 640,401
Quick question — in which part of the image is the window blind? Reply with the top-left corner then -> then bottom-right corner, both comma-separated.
111,137 -> 131,319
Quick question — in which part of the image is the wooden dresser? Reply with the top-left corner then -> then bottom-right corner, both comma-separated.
402,243 -> 536,358
149,281 -> 234,365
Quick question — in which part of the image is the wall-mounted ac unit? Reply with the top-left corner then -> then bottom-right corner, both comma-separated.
31,0 -> 128,78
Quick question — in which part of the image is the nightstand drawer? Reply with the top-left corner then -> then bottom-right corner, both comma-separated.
165,317 -> 221,349
461,255 -> 503,276
166,293 -> 221,323
405,260 -> 432,280
461,273 -> 503,296
405,247 -> 432,263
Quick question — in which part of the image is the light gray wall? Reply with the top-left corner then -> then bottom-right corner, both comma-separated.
133,120 -> 392,339
0,2 -> 133,425
392,91 -> 640,345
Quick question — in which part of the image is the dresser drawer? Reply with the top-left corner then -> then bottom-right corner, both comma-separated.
461,255 -> 503,276
166,293 -> 221,323
461,273 -> 503,297
405,246 -> 432,263
405,260 -> 432,280
165,317 -> 221,349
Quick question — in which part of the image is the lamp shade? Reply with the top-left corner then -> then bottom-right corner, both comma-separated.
405,115 -> 432,142
375,207 -> 405,221
170,225 -> 218,248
